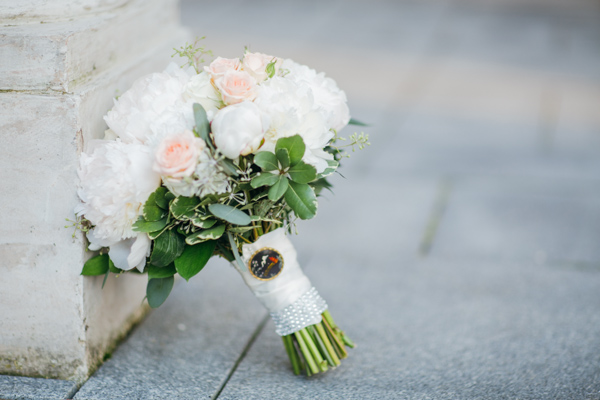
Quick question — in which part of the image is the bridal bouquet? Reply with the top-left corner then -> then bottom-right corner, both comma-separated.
75,40 -> 368,376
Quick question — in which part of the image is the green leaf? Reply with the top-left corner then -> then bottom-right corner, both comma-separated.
266,59 -> 276,79
133,216 -> 168,233
185,224 -> 226,245
108,258 -> 122,274
146,276 -> 174,308
170,196 -> 200,218
348,118 -> 369,126
143,192 -> 165,222
81,254 -> 109,276
228,226 -> 256,234
190,217 -> 217,229
287,161 -> 317,184
268,175 -> 289,202
275,135 -> 305,166
284,180 -> 317,220
146,263 -> 177,279
154,187 -> 170,209
316,159 -> 339,179
150,230 -> 185,268
148,224 -> 171,240
193,103 -> 210,142
276,148 -> 290,170
208,203 -> 251,225
218,158 -> 240,176
311,177 -> 333,196
174,241 -> 216,281
254,151 -> 279,172
251,172 -> 279,188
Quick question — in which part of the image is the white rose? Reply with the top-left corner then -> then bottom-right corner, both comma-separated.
182,72 -> 222,115
211,102 -> 269,159
75,140 -> 161,271
242,52 -> 281,82
104,62 -> 192,145
282,59 -> 350,132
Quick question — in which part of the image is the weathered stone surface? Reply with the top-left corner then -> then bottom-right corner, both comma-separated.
0,0 -> 182,91
0,0 -> 189,383
0,375 -> 77,400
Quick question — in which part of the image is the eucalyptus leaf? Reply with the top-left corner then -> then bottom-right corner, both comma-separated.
150,229 -> 185,268
218,158 -> 240,176
251,172 -> 279,188
275,135 -> 305,166
146,263 -> 177,279
284,180 -> 317,220
146,276 -> 174,308
170,196 -> 200,218
185,224 -> 226,245
254,151 -> 279,172
133,216 -> 168,233
193,103 -> 210,142
81,254 -> 109,276
287,161 -> 317,184
348,118 -> 369,126
268,175 -> 289,202
174,241 -> 216,281
276,148 -> 290,169
208,203 -> 251,225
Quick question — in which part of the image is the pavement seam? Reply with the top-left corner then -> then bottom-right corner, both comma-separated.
418,178 -> 453,257
210,313 -> 269,400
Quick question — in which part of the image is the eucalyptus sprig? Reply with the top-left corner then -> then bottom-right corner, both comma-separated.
172,36 -> 213,73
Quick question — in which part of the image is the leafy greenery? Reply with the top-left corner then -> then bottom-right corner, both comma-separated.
81,254 -> 110,276
79,103 -> 369,308
146,276 -> 174,308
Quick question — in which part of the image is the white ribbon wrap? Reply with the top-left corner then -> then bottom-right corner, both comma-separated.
235,229 -> 327,336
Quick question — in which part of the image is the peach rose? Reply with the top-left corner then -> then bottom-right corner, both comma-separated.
215,70 -> 258,105
204,57 -> 241,81
242,52 -> 281,82
154,129 -> 205,179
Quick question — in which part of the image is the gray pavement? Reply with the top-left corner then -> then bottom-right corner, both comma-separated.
4,0 -> 600,399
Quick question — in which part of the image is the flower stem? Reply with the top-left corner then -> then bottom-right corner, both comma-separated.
300,328 -> 328,372
315,322 -> 340,366
294,331 -> 318,375
321,315 -> 347,359
309,325 -> 335,367
282,335 -> 301,375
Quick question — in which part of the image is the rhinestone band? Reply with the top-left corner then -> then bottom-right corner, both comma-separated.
271,287 -> 328,336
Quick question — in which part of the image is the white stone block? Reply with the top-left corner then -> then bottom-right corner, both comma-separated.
0,0 -> 189,382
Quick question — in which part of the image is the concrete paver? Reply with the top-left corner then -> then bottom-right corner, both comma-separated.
3,0 -> 600,398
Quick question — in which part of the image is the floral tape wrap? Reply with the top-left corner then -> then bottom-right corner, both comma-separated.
236,229 -> 328,336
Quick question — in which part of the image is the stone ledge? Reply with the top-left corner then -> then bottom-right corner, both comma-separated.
0,0 -> 179,92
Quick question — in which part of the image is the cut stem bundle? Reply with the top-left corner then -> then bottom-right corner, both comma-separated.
281,311 -> 354,376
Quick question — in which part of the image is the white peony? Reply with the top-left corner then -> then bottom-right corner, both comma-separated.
254,76 -> 334,173
75,140 -> 161,271
211,101 -> 269,159
104,63 -> 194,146
282,59 -> 350,132
182,71 -> 222,117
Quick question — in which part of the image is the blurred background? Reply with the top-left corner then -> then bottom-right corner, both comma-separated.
75,1 -> 600,398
